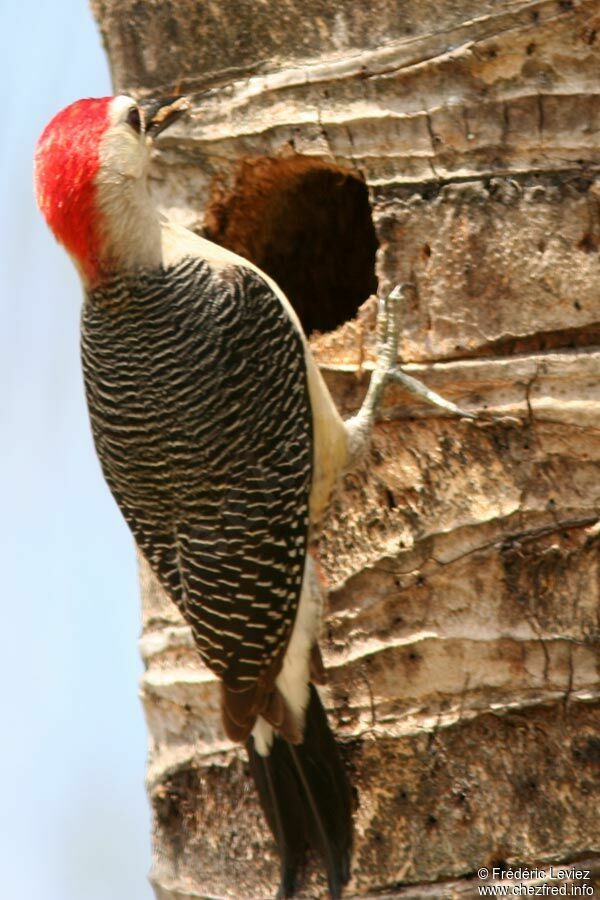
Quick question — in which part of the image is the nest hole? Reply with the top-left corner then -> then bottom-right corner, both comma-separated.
204,154 -> 379,334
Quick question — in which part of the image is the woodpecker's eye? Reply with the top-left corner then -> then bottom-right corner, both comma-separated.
126,106 -> 142,134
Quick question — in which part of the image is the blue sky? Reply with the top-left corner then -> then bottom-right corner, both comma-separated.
2,3 -> 152,898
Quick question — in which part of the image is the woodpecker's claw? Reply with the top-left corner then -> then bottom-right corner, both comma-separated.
373,282 -> 477,421
387,368 -> 478,419
345,283 -> 477,463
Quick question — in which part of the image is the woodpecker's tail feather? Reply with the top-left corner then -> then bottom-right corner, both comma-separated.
246,683 -> 353,899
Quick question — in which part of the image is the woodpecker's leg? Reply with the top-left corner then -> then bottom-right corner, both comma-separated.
345,283 -> 475,464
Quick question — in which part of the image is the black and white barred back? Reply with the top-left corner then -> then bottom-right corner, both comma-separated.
81,258 -> 312,689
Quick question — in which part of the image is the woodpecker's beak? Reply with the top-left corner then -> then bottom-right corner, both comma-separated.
142,96 -> 191,138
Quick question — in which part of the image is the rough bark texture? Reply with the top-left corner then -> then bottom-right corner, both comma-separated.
90,1 -> 600,897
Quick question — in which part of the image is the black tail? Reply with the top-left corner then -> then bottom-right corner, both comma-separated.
246,684 -> 353,899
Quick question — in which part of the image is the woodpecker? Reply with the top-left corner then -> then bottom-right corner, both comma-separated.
35,95 -> 404,899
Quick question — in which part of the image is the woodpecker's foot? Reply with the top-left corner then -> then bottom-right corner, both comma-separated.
378,283 -> 477,420
345,283 -> 481,463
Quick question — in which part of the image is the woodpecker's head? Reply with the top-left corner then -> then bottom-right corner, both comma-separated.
35,95 -> 189,285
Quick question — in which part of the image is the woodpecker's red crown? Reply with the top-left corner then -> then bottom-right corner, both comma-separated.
35,98 -> 116,283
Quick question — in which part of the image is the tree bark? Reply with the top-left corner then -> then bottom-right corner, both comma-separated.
91,1 -> 600,897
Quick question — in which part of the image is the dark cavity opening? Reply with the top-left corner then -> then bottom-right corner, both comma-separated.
204,155 -> 379,335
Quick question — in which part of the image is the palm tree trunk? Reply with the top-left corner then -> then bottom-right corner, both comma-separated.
91,0 -> 600,896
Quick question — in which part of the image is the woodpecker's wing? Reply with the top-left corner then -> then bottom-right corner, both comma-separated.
82,259 -> 312,732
